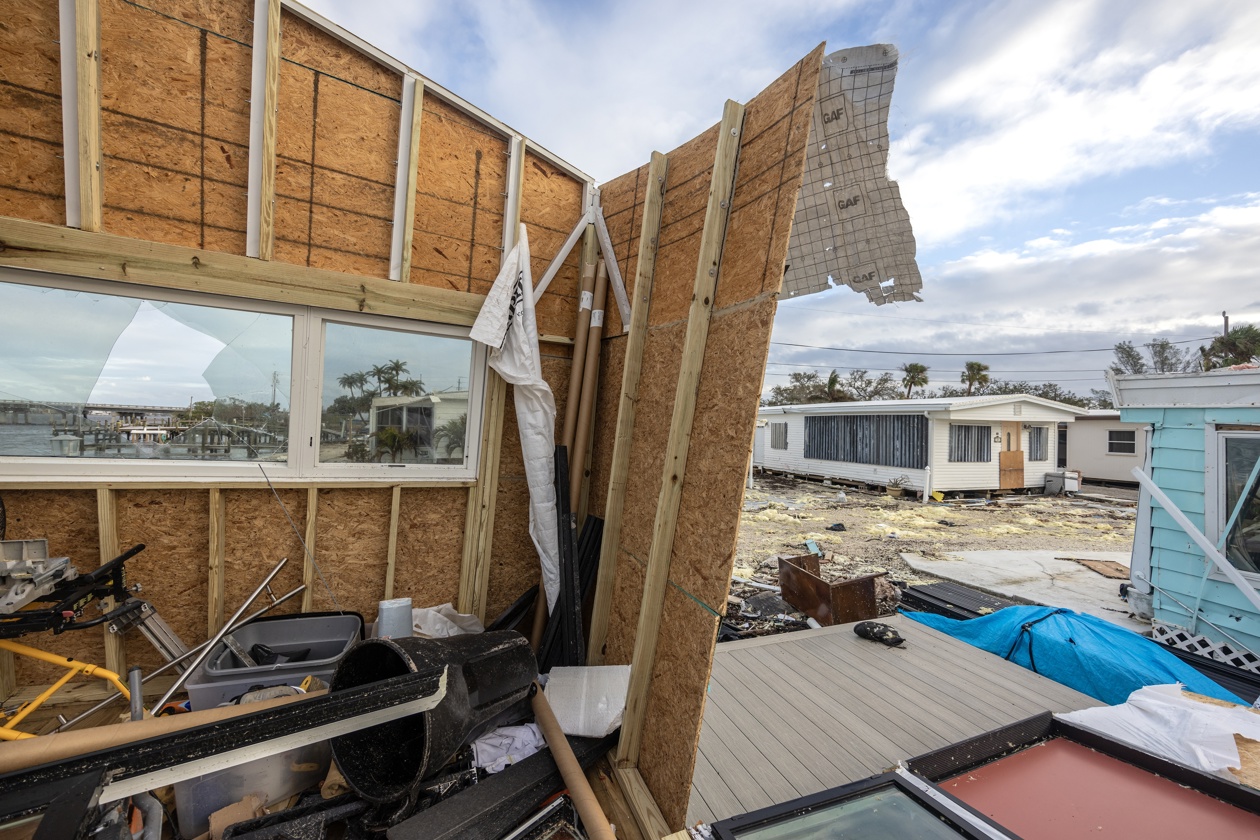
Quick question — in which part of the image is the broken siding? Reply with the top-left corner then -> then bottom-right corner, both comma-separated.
1123,405 -> 1260,654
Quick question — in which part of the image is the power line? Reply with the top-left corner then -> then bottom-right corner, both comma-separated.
765,360 -> 1111,374
761,371 -> 1108,384
768,336 -> 1212,357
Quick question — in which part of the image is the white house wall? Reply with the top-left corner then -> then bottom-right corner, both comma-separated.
757,413 -> 928,489
1066,418 -> 1146,483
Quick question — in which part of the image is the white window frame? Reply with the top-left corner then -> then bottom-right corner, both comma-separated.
947,424 -> 991,463
0,267 -> 486,484
770,421 -> 788,451
1107,428 -> 1138,455
1204,425 -> 1260,586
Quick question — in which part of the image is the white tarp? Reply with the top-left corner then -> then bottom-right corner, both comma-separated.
469,224 -> 561,611
784,44 -> 923,304
1058,684 -> 1260,779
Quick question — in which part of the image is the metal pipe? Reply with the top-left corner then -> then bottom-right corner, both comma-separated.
128,667 -> 143,722
55,584 -> 304,732
150,558 -> 290,715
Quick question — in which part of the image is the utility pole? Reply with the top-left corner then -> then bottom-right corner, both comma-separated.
1223,311 -> 1230,337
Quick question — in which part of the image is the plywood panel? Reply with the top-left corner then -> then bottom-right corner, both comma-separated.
114,490 -> 210,674
222,489 -> 308,621
280,11 -> 401,100
310,488 -> 391,619
392,487 -> 467,608
0,2 -> 64,224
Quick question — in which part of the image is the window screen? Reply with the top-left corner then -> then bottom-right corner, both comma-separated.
770,422 -> 788,450
1108,430 -> 1136,454
1028,427 -> 1047,461
803,415 -> 928,469
949,425 -> 991,463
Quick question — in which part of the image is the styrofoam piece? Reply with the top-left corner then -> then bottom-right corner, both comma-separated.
543,665 -> 631,738
376,598 -> 413,639
412,602 -> 484,638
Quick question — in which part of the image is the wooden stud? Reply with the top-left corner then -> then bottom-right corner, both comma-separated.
207,488 -> 227,635
301,487 -> 318,612
396,80 -> 426,282
458,371 -> 506,621
257,0 -> 281,260
617,101 -> 745,768
612,766 -> 672,840
0,217 -> 484,327
74,0 -> 102,232
587,151 -> 669,663
383,484 -> 402,600
96,488 -> 125,674
0,650 -> 14,704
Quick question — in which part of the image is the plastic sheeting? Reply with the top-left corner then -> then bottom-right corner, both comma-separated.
902,606 -> 1245,706
1059,684 -> 1260,779
544,665 -> 631,738
469,225 -> 561,611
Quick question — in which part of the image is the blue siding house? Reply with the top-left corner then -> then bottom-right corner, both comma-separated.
1112,368 -> 1260,671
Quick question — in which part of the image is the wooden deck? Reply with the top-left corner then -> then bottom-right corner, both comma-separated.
688,614 -> 1102,825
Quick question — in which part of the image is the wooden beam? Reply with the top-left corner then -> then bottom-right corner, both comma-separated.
0,478 -> 474,491
612,766 -> 671,840
207,488 -> 227,635
0,650 -> 14,704
0,217 -> 484,327
301,487 -> 318,612
74,0 -> 102,232
255,0 -> 281,260
395,79 -> 426,282
383,484 -> 402,600
587,151 -> 668,664
616,101 -> 745,768
458,371 -> 506,621
96,488 -> 125,674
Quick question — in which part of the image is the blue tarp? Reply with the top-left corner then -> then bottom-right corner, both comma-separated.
902,606 -> 1245,706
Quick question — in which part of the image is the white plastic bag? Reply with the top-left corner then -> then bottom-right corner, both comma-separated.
411,603 -> 484,638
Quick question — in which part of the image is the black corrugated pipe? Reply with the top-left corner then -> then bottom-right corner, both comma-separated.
329,630 -> 536,805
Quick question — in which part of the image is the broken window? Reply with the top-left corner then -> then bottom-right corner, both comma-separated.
0,269 -> 483,481
804,414 -> 928,468
1220,434 -> 1260,575
948,424 -> 991,463
1028,426 -> 1048,461
0,275 -> 292,463
1108,429 -> 1137,454
770,422 -> 788,450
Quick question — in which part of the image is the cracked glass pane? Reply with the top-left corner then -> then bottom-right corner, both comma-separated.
0,279 -> 292,461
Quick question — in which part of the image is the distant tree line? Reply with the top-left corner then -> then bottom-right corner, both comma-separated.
762,323 -> 1260,409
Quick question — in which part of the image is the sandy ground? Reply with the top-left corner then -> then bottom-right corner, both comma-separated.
734,473 -> 1137,590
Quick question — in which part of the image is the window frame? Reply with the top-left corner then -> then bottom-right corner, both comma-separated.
1107,428 -> 1138,455
1205,426 -> 1260,585
770,421 -> 788,451
948,424 -> 991,463
0,267 -> 486,484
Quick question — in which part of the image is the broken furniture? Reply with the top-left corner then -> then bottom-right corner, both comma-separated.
777,554 -> 885,626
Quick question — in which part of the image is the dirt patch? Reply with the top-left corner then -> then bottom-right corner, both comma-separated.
727,473 -> 1136,628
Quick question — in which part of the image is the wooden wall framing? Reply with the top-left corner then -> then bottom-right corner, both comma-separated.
0,1 -> 823,830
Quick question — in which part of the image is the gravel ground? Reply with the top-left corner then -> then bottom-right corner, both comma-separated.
733,473 -> 1137,590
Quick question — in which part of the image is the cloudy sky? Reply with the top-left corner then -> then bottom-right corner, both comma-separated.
303,0 -> 1260,400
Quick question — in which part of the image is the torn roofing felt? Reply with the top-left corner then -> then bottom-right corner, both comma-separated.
784,44 -> 924,304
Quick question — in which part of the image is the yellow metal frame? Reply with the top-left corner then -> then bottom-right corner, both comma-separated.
0,639 -> 131,740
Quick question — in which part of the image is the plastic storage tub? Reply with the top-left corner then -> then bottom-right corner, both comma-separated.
184,612 -> 362,710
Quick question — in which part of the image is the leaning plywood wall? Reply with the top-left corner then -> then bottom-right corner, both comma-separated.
0,0 -> 585,686
587,47 -> 823,828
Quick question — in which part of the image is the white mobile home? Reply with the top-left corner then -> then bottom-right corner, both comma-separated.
1062,410 -> 1148,483
756,396 -> 1085,495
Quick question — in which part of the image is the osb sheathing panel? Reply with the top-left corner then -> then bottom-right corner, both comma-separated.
280,12 -> 401,99
99,0 -> 252,251
0,1 -> 64,224
275,14 -> 401,278
0,491 -> 102,685
115,490 -> 210,673
392,488 -> 467,608
519,153 -> 586,340
223,489 -> 309,620
157,0 -> 255,44
639,588 -> 720,826
309,489 -> 392,619
585,334 -> 626,517
588,46 -> 823,829
597,166 -> 649,337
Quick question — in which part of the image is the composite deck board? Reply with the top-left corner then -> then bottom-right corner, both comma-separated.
687,615 -> 1100,825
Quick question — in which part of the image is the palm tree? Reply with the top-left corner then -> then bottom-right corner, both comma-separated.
434,413 -> 467,459
369,364 -> 392,398
960,361 -> 990,396
900,363 -> 929,398
336,371 -> 370,423
817,369 -> 847,402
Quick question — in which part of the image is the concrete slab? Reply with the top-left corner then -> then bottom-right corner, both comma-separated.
901,550 -> 1148,630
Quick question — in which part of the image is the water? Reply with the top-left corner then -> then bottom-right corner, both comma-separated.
0,425 -> 285,461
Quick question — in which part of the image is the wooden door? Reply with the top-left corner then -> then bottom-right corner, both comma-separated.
999,421 -> 1024,489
